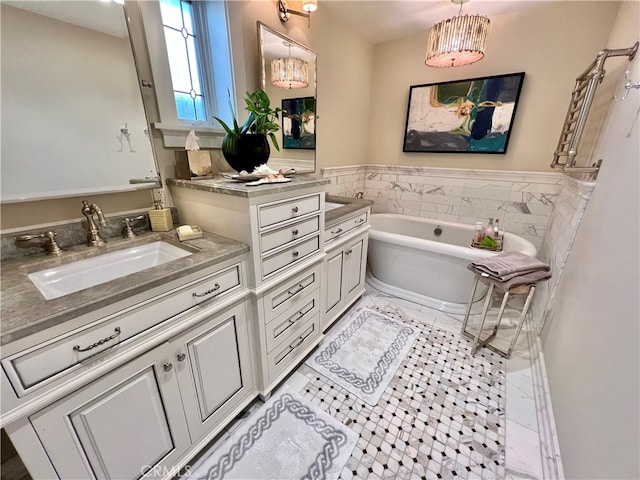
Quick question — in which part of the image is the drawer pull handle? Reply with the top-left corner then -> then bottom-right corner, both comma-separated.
292,251 -> 299,258
288,284 -> 304,296
73,327 -> 121,352
292,206 -> 299,214
355,218 -> 365,224
290,337 -> 305,349
193,283 -> 221,298
331,228 -> 343,235
293,304 -> 315,323
177,352 -> 186,362
292,229 -> 299,236
346,249 -> 353,255
163,362 -> 173,372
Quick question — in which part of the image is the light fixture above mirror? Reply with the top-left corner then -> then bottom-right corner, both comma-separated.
425,0 -> 490,68
277,0 -> 317,27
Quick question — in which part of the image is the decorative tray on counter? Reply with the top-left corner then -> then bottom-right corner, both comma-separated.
220,168 -> 295,182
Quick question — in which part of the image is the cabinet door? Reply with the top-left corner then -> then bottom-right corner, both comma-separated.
345,237 -> 366,296
171,302 -> 255,442
30,346 -> 189,480
324,248 -> 344,316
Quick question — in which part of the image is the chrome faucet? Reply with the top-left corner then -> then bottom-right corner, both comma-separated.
81,200 -> 107,246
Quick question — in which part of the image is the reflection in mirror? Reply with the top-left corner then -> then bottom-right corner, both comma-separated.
258,22 -> 316,174
1,1 -> 159,203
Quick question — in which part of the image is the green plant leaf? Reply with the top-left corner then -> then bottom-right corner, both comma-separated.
480,236 -> 498,248
269,132 -> 280,151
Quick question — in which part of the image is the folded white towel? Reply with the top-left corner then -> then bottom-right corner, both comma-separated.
471,251 -> 549,281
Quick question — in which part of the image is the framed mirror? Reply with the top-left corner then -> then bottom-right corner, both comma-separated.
258,22 -> 316,174
1,1 -> 159,203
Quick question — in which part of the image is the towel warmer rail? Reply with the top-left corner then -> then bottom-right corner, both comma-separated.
551,42 -> 639,175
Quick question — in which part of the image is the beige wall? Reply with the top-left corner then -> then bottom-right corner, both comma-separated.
541,2 -> 639,478
367,1 -> 620,171
0,1 -> 621,229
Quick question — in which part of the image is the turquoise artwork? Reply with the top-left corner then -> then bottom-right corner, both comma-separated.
403,72 -> 525,154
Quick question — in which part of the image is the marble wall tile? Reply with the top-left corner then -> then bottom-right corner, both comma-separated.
530,176 -> 595,334
323,166 -> 562,249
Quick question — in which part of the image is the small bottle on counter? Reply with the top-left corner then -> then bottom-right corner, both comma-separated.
484,218 -> 495,238
493,218 -> 500,238
473,222 -> 484,244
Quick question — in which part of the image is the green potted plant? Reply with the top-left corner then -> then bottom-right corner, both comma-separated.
214,89 -> 282,173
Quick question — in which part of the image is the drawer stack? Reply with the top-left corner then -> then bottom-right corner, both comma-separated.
256,193 -> 322,280
260,262 -> 321,384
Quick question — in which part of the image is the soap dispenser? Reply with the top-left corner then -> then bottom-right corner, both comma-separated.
149,190 -> 173,232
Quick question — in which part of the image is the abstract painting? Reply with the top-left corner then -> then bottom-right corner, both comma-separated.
282,97 -> 316,149
403,72 -> 525,154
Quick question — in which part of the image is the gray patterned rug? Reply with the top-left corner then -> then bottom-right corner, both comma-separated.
305,307 -> 418,405
187,387 -> 357,480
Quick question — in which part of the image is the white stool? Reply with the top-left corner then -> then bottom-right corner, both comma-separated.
461,273 -> 537,358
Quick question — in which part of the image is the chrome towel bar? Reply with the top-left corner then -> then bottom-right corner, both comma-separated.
551,41 -> 639,176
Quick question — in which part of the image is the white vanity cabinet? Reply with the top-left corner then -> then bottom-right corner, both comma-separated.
169,302 -> 254,442
1,240 -> 260,480
30,344 -> 190,480
169,178 -> 329,397
29,301 -> 254,480
323,209 -> 371,331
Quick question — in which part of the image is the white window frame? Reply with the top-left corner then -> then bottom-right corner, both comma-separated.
140,0 -> 246,148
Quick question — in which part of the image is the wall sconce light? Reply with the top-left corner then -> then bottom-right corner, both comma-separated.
278,0 -> 317,27
425,0 -> 490,68
271,42 -> 309,89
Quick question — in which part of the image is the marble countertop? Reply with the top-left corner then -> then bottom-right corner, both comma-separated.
167,175 -> 330,198
1,231 -> 249,346
325,195 -> 374,225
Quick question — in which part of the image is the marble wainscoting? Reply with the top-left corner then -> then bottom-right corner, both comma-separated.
529,175 -> 596,335
322,165 -> 367,199
322,166 -> 561,249
523,176 -> 594,480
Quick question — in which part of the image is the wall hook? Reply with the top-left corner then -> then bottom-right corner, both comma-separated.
614,70 -> 640,101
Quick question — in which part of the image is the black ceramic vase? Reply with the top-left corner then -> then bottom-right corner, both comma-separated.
221,133 -> 270,173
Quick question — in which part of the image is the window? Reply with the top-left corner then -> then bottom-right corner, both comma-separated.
140,0 -> 239,147
159,0 -> 206,122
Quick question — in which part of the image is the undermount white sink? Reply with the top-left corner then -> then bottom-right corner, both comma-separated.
325,202 -> 345,211
28,241 -> 192,300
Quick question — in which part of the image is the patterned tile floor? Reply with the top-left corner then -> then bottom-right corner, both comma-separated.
189,285 -> 544,480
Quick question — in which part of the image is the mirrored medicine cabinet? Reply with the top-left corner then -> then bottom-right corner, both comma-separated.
0,1 -> 159,203
257,22 -> 317,174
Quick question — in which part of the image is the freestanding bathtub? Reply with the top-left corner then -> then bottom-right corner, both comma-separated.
367,214 -> 537,313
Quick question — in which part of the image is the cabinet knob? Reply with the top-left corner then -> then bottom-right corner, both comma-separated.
163,362 -> 173,372
346,249 -> 353,255
292,229 -> 299,236
177,352 -> 186,362
292,206 -> 299,214
292,251 -> 299,258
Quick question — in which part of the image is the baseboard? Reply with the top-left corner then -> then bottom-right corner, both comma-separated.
526,315 -> 565,479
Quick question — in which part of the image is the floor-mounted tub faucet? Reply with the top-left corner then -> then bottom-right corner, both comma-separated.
81,200 -> 107,246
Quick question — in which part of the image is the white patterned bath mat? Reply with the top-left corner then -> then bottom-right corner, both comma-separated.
305,307 -> 418,405
186,387 -> 357,480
